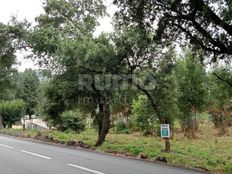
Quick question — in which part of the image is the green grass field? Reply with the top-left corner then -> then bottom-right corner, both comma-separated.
1,123 -> 232,174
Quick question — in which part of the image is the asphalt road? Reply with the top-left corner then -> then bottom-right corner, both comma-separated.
0,135 -> 206,174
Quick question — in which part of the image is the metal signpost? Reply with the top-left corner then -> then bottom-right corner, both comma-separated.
161,124 -> 171,152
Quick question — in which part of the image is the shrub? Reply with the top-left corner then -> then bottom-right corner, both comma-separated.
0,100 -> 25,128
209,103 -> 231,136
115,121 -> 130,134
58,110 -> 85,133
131,95 -> 156,135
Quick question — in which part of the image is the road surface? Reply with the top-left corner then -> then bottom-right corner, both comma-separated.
0,135 -> 206,174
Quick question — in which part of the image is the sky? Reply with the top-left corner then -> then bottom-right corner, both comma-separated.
0,0 -> 117,72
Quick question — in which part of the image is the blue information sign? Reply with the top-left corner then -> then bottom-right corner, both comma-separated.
160,124 -> 170,138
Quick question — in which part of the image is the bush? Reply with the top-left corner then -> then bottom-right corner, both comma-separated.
0,100 -> 25,128
209,105 -> 231,135
131,95 -> 156,135
115,121 -> 130,134
58,110 -> 85,133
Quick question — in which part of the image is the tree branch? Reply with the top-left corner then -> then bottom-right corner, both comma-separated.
213,72 -> 232,88
198,0 -> 232,36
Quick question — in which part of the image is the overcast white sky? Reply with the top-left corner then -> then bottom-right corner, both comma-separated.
0,0 -> 117,72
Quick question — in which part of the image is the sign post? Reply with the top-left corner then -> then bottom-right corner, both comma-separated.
160,124 -> 171,152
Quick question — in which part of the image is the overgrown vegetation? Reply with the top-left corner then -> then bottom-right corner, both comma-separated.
58,110 -> 86,133
0,0 -> 231,173
131,95 -> 156,135
1,122 -> 231,174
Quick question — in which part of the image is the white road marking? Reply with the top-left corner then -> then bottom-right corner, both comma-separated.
67,164 -> 106,174
20,150 -> 52,160
0,143 -> 14,149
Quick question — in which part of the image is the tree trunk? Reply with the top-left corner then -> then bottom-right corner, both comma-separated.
95,103 -> 111,146
8,123 -> 12,129
218,113 -> 227,136
170,124 -> 174,140
184,113 -> 197,139
2,121 -> 7,128
0,115 -> 3,129
164,138 -> 171,152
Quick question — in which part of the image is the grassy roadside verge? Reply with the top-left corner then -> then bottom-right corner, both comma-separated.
0,124 -> 232,174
